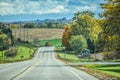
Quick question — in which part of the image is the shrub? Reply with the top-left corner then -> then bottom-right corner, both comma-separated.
4,47 -> 18,57
69,35 -> 87,54
103,52 -> 120,60
45,42 -> 51,46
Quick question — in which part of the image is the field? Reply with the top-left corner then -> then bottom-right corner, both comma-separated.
84,64 -> 120,78
12,28 -> 64,41
40,38 -> 62,46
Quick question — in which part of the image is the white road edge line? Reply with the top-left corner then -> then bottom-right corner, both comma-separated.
53,47 -> 84,80
10,65 -> 31,80
65,67 -> 84,80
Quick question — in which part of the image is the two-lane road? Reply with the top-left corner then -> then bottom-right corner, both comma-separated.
0,47 -> 98,80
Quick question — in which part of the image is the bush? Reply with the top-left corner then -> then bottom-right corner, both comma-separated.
4,47 -> 18,57
103,52 -> 120,60
69,35 -> 87,54
45,42 -> 51,46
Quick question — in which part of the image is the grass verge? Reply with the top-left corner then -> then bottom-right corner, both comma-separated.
56,47 -> 95,63
0,43 -> 36,63
73,64 -> 120,80
84,64 -> 120,78
56,47 -> 120,80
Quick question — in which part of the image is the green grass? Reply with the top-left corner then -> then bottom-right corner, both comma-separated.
0,51 -> 3,56
56,47 -> 95,62
107,59 -> 120,62
40,38 -> 62,47
12,46 -> 34,60
56,47 -> 120,78
84,64 -> 120,78
0,43 -> 36,63
58,52 -> 79,62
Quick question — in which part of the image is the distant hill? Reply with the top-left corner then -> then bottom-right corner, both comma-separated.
7,17 -> 72,29
11,17 -> 72,24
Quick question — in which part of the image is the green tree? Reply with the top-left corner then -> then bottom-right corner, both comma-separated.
69,15 -> 102,52
70,15 -> 102,41
0,22 -> 6,29
73,10 -> 94,20
10,24 -> 18,45
40,22 -> 48,28
69,35 -> 87,54
24,23 -> 37,28
100,0 -> 120,52
2,28 -> 14,46
0,32 -> 11,50
101,0 -> 120,35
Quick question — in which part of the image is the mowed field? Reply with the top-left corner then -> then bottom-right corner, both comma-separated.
12,28 -> 64,41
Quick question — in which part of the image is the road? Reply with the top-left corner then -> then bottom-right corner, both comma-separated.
0,47 -> 98,80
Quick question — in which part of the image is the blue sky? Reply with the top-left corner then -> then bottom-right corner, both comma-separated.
0,0 -> 104,22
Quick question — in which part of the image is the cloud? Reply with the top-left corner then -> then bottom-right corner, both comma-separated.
0,0 -> 68,15
74,4 -> 97,12
0,2 -> 12,7
0,0 -> 103,16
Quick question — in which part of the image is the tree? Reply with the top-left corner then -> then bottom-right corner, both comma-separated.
1,28 -> 14,46
69,35 -> 87,54
10,24 -> 18,45
73,10 -> 94,20
40,22 -> 48,28
24,23 -> 37,28
0,32 -> 11,50
69,15 -> 102,52
70,15 -> 102,40
100,0 -> 120,53
0,22 -> 6,29
101,0 -> 120,35
87,38 -> 95,53
62,26 -> 71,49
80,10 -> 95,17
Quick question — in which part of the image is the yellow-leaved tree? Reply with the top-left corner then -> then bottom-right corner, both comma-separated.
69,14 -> 102,52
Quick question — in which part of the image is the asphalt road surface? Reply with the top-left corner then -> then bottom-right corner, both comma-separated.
0,47 -> 98,80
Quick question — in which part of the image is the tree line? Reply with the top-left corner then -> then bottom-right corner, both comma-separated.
0,23 -> 32,57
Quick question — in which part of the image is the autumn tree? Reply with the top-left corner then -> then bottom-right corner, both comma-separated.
69,15 -> 102,52
62,26 -> 71,49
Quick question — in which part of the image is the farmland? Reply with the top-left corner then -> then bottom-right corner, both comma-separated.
12,28 -> 64,41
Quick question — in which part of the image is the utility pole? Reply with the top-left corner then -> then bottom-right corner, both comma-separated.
27,28 -> 29,42
24,26 -> 25,42
19,24 -> 21,40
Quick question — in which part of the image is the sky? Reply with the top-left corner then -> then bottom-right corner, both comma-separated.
0,0 -> 105,22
